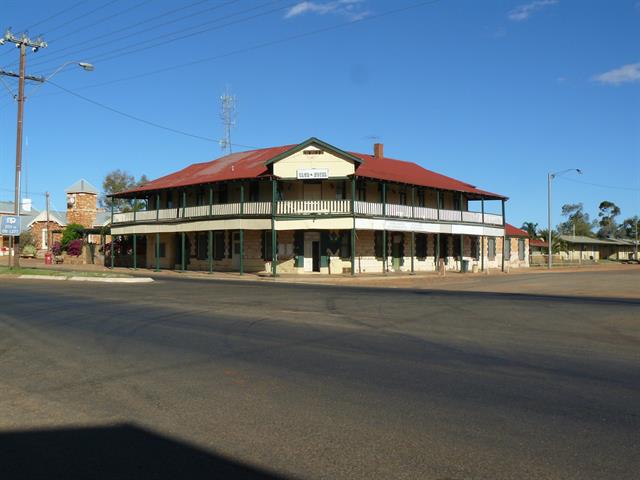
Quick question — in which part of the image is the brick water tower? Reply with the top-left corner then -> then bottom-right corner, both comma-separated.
65,179 -> 99,229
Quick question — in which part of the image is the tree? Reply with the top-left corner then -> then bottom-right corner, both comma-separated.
597,201 -> 621,238
520,221 -> 539,238
557,203 -> 595,237
101,170 -> 148,212
616,215 -> 639,239
538,228 -> 564,254
61,223 -> 84,249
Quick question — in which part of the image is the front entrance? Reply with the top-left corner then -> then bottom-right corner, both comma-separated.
232,231 -> 241,269
303,232 -> 321,272
392,233 -> 403,272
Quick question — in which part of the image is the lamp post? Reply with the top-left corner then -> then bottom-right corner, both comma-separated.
0,32 -> 93,267
547,168 -> 582,269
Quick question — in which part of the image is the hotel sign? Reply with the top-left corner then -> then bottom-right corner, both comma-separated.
297,168 -> 329,180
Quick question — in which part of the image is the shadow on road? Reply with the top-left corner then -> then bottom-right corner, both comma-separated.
1,423 -> 293,480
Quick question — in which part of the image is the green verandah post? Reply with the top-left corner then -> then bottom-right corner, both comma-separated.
132,199 -> 137,270
501,199 -> 506,272
110,202 -> 114,269
411,186 -> 415,274
351,175 -> 356,276
240,183 -> 244,275
460,192 -> 464,273
481,197 -> 485,272
382,181 -> 387,274
155,232 -> 160,272
181,232 -> 186,272
271,177 -> 277,277
208,184 -> 214,274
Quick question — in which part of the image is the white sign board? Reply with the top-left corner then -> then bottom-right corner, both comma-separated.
297,168 -> 329,180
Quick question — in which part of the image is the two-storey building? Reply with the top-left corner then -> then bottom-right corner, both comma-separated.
110,138 -> 510,274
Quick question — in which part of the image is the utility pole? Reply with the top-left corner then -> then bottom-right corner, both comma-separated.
0,30 -> 47,268
45,191 -> 50,252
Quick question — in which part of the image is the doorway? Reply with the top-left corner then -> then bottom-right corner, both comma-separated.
232,231 -> 241,269
312,241 -> 320,272
392,234 -> 403,272
303,232 -> 321,272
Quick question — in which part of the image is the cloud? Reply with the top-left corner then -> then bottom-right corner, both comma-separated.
508,0 -> 558,21
285,0 -> 369,21
592,63 -> 640,86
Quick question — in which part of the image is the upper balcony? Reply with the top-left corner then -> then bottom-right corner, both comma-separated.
112,200 -> 504,226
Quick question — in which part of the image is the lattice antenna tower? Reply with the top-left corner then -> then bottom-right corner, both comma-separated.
219,88 -> 236,155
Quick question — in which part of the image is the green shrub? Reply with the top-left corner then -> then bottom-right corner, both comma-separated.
19,230 -> 36,248
22,244 -> 37,256
61,223 -> 84,249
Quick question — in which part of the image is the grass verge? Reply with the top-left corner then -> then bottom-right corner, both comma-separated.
0,266 -> 130,278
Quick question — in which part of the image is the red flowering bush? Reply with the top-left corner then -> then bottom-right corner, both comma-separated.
67,239 -> 83,257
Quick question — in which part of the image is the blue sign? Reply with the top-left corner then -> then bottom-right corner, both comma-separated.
0,215 -> 21,236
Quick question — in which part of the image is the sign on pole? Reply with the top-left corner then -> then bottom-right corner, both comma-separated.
0,216 -> 21,236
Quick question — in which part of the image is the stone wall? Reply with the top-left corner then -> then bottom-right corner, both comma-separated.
67,192 -> 97,228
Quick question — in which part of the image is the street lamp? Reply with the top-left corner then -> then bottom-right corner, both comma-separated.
0,36 -> 93,267
547,168 -> 582,269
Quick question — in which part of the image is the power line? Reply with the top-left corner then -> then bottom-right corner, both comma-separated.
32,0 -> 441,93
24,0 -> 241,71
559,176 -> 640,192
30,0 -> 276,73
47,79 -> 258,149
47,0 -> 155,45
42,0 -> 124,37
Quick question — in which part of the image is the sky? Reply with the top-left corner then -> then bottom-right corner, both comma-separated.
0,0 -> 638,229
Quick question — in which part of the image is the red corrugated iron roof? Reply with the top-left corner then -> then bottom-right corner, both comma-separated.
116,140 -> 506,200
505,224 -> 529,237
529,238 -> 549,248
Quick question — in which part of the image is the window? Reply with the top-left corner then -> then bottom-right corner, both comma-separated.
399,190 -> 407,206
438,193 -> 445,209
504,238 -> 511,260
335,181 -> 346,200
417,190 -> 425,207
357,181 -> 366,201
453,195 -> 461,211
262,231 -> 273,261
488,238 -> 496,260
415,234 -> 427,258
374,231 -> 385,258
158,242 -> 166,258
453,235 -> 461,258
471,237 -> 480,260
214,232 -> 225,260
303,150 -> 324,155
218,184 -> 228,204
518,238 -> 525,261
249,181 -> 260,202
165,193 -> 174,209
196,189 -> 206,206
196,233 -> 208,260
339,230 -> 351,259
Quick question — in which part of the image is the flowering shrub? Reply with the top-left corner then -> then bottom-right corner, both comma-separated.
67,239 -> 83,257
61,223 -> 84,249
51,241 -> 62,256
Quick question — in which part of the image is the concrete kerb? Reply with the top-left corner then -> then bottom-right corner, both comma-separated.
18,275 -> 154,283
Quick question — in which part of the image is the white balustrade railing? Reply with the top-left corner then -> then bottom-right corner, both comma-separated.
135,210 -> 157,221
462,211 -> 483,223
244,202 -> 271,215
386,204 -> 413,218
212,203 -> 241,216
484,213 -> 503,225
158,208 -> 178,220
439,209 -> 462,222
413,206 -> 439,220
277,200 -> 350,215
354,201 -> 383,216
184,205 -> 210,218
113,212 -> 134,223
111,199 -> 504,227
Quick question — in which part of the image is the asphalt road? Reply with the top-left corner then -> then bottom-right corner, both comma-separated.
1,272 -> 639,479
